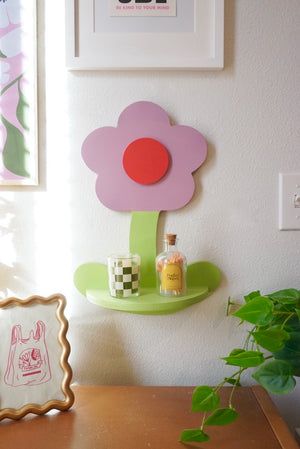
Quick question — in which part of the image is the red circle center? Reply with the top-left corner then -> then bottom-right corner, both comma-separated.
123,138 -> 170,185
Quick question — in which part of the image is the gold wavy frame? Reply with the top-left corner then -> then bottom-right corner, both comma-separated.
0,294 -> 74,421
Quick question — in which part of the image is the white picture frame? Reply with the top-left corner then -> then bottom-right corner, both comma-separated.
0,294 -> 74,421
66,0 -> 224,70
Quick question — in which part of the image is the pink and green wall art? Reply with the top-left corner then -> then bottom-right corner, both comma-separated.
75,101 -> 221,314
0,0 -> 38,185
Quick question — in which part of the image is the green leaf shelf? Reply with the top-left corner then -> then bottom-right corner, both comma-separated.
74,212 -> 221,315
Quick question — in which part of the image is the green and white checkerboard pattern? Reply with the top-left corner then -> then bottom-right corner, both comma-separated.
108,257 -> 140,298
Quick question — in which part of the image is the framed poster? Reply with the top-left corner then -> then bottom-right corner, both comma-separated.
0,0 -> 38,185
66,0 -> 224,70
0,294 -> 74,421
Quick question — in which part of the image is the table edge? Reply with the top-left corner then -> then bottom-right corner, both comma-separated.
251,386 -> 299,449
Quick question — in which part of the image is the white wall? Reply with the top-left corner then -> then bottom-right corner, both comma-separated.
1,0 -> 299,430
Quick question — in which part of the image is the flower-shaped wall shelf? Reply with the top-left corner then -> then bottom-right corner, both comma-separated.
74,102 -> 221,314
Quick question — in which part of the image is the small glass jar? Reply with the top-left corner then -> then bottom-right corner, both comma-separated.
156,234 -> 187,296
107,254 -> 141,298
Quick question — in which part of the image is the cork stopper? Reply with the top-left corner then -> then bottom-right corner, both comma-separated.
165,234 -> 177,245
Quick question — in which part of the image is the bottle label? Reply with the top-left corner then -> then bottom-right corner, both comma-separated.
161,263 -> 182,291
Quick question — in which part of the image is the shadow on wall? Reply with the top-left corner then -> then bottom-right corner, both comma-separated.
0,263 -> 28,298
224,0 -> 235,71
272,380 -> 300,433
69,316 -> 138,385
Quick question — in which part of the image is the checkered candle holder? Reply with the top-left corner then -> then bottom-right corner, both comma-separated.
108,254 -> 141,298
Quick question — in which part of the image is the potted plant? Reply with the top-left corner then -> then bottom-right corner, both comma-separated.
180,289 -> 300,444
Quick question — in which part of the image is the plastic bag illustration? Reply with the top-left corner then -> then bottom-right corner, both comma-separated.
4,321 -> 52,387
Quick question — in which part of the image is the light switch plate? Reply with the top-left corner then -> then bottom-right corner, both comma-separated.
279,173 -> 300,230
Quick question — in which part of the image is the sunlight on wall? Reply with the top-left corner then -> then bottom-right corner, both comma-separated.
32,1 -> 73,308
0,193 -> 15,265
0,192 -> 17,297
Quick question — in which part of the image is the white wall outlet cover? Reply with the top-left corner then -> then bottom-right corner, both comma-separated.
279,173 -> 300,230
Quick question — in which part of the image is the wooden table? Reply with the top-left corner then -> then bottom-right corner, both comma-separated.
0,386 -> 298,449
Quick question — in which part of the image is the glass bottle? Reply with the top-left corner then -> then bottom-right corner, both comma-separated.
156,234 -> 187,296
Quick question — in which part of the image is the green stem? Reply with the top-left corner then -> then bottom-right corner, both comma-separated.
281,313 -> 295,329
244,333 -> 250,350
274,311 -> 296,316
244,327 -> 256,350
226,297 -> 235,316
0,74 -> 23,97
214,369 -> 242,393
130,211 -> 160,289
228,369 -> 244,408
200,412 -> 207,431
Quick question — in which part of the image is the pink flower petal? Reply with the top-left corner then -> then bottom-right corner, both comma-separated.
82,102 -> 207,212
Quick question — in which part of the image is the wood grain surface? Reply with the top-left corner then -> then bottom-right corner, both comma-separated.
0,386 -> 298,449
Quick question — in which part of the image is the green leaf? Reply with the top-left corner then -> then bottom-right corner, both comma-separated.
225,377 -> 241,387
273,332 -> 300,377
272,312 -> 300,331
16,79 -> 30,131
268,289 -> 300,305
275,332 -> 300,357
274,358 -> 300,377
233,297 -> 274,325
252,360 -> 296,394
296,309 -> 300,321
0,49 -> 6,58
192,386 -> 220,412
204,408 -> 238,426
284,316 -> 300,332
229,348 -> 245,357
180,428 -> 210,443
1,116 -> 30,177
253,327 -> 290,352
244,290 -> 261,303
223,350 -> 264,368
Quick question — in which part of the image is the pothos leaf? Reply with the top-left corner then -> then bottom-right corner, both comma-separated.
223,350 -> 264,368
273,332 -> 300,377
180,428 -> 210,443
244,290 -> 261,303
253,326 -> 290,353
252,360 -> 296,394
233,297 -> 274,325
16,79 -> 30,131
204,408 -> 238,426
268,289 -> 300,305
229,348 -> 245,357
225,377 -> 241,387
284,316 -> 300,332
1,115 -> 30,177
272,311 -> 300,330
192,386 -> 220,412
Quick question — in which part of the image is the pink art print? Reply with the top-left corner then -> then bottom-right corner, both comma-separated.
4,320 -> 52,387
0,0 -> 37,184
